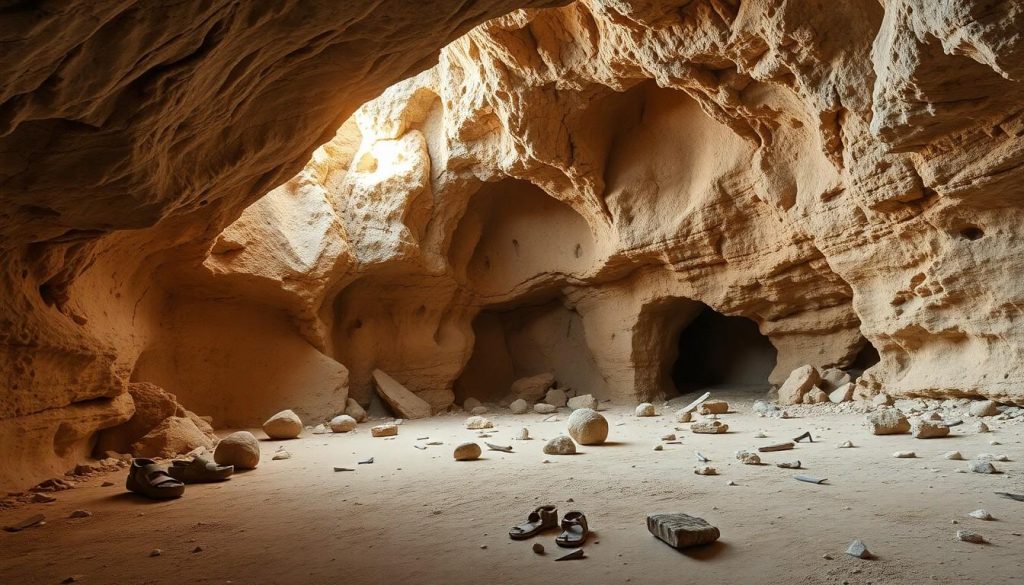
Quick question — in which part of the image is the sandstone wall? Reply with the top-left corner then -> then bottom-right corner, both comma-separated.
2,0 -> 1023,489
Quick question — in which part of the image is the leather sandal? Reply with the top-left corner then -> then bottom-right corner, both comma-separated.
508,505 -> 558,540
126,458 -> 185,499
168,455 -> 234,483
555,511 -> 588,547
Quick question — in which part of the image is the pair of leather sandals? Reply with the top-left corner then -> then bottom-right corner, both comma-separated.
126,456 -> 233,500
509,505 -> 589,547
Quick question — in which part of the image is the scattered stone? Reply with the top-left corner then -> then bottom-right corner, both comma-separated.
272,448 -> 291,460
696,451 -> 710,462
370,370 -> 432,420
969,400 -> 999,418
262,409 -> 303,440
453,442 -> 482,461
829,383 -> 855,404
974,421 -> 990,433
344,398 -> 368,422
510,372 -> 556,402
61,576 -> 81,584
675,410 -> 693,423
463,397 -> 482,411
101,481 -> 114,487
754,432 -> 767,439
635,403 -> 656,417
956,530 -> 985,544
735,450 -> 761,465
677,391 -> 712,415
3,514 -> 45,532
329,415 -> 358,433
515,428 -> 530,440
691,420 -> 728,434
968,460 -> 998,474
545,388 -> 568,408
534,403 -> 557,415
944,451 -> 964,460
470,406 -> 489,415
149,549 -> 162,557
464,416 -> 493,430
912,419 -> 951,439
566,394 -> 598,411
509,399 -> 530,414
872,393 -> 894,407
543,435 -> 577,455
726,480 -> 737,486
647,513 -> 720,549
989,440 -> 1001,445
778,365 -> 821,405
358,457 -> 374,465
699,400 -> 729,415
69,510 -> 91,519
311,424 -> 328,435
845,539 -> 871,559
804,387 -> 829,404
821,368 -> 852,391
694,465 -> 717,476
554,549 -> 585,561
752,400 -> 778,416
31,493 -> 56,503
653,444 -> 663,451
893,451 -> 916,458
567,408 -> 609,445
661,433 -> 676,441
968,509 -> 993,520
777,460 -> 801,469
532,543 -> 544,554
192,546 -> 203,553
758,442 -> 794,452
214,431 -> 260,469
838,440 -> 854,448
131,415 -> 215,458
371,423 -> 399,437
976,453 -> 1009,462
865,409 -> 911,435
333,467 -> 354,472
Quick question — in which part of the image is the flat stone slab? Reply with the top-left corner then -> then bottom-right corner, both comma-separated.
647,513 -> 720,549
371,369 -> 432,420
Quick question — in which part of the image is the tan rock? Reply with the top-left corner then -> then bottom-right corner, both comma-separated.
829,383 -> 855,404
912,419 -> 950,439
542,435 -> 576,455
372,369 -> 432,420
344,399 -> 368,423
635,403 -> 656,417
698,400 -> 729,415
820,368 -> 852,392
131,416 -> 215,459
94,382 -> 181,455
464,416 -> 493,430
692,421 -> 729,434
453,442 -> 481,461
370,423 -> 398,437
510,373 -> 556,402
509,399 -> 530,414
545,388 -> 568,408
329,415 -> 357,433
778,366 -> 821,405
214,431 -> 261,470
566,395 -> 598,411
262,410 -> 303,440
865,410 -> 911,435
566,408 -> 609,445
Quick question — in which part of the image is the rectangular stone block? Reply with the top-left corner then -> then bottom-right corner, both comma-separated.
647,513 -> 720,549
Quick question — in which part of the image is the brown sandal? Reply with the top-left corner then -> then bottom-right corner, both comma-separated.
509,505 -> 558,540
126,459 -> 185,499
555,511 -> 588,547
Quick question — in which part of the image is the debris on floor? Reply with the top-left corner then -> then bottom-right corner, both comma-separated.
794,475 -> 827,484
845,539 -> 871,559
647,513 -> 720,549
3,514 -> 45,532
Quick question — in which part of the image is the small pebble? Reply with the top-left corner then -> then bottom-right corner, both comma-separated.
956,530 -> 985,544
69,510 -> 92,519
532,543 -> 544,554
968,509 -> 993,521
893,451 -> 916,458
149,549 -> 162,557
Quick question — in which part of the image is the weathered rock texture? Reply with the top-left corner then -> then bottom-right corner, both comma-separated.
2,0 -> 1024,487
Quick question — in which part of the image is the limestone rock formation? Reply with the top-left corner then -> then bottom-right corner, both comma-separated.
3,0 -> 1024,489
132,416 -> 216,459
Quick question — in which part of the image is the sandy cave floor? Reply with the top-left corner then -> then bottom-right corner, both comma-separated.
2,390 -> 1024,585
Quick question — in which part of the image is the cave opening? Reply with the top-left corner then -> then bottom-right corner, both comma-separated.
671,304 -> 777,394
454,298 -> 603,405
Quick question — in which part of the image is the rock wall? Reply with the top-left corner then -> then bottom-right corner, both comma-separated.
2,0 -> 1024,488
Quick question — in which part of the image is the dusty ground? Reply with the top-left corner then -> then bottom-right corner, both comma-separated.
2,390 -> 1023,585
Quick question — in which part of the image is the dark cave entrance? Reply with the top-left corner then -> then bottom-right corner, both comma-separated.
671,305 -> 777,393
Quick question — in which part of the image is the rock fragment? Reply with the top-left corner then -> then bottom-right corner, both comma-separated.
699,400 -> 729,415
647,513 -> 720,549
912,419 -> 950,439
735,450 -> 761,465
845,539 -> 871,559
543,435 -> 577,455
545,388 -> 568,408
372,369 -> 432,419
944,450 -> 964,460
865,409 -> 911,435
956,530 -> 985,544
968,460 -> 998,474
534,403 -> 557,415
510,373 -> 556,402
464,416 -> 493,430
691,420 -> 728,434
566,408 -> 609,445
370,423 -> 399,437
778,365 -> 821,405
566,394 -> 598,411
262,409 -> 303,440
453,442 -> 482,461
329,415 -> 357,433
968,509 -> 993,520
694,466 -> 717,475
969,400 -> 999,417
509,399 -> 530,414
893,451 -> 916,458
635,403 -> 656,417
214,431 -> 260,469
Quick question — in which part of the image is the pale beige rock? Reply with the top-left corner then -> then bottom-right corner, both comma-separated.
510,373 -> 556,402
329,415 -> 357,433
344,399 -> 368,423
635,403 -> 656,417
866,410 -> 911,435
534,403 -> 557,415
820,369 -> 852,392
542,435 -> 576,455
370,423 -> 398,437
805,387 -> 829,404
131,416 -> 215,459
263,410 -> 303,440
566,395 -> 598,411
462,398 -> 482,412
509,399 -> 530,415
692,421 -> 729,434
829,383 -> 855,404
778,366 -> 821,405
545,388 -> 568,408
214,431 -> 260,470
676,410 -> 693,423
873,393 -> 895,407
464,416 -> 493,430
372,370 -> 432,420
566,408 -> 608,445
912,419 -> 950,439
969,400 -> 1000,417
